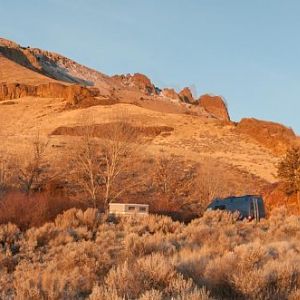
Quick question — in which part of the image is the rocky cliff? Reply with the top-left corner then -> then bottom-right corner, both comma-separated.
161,88 -> 180,100
0,38 -> 112,94
0,37 -> 234,120
179,87 -> 194,104
0,82 -> 99,105
199,94 -> 230,122
112,73 -> 157,95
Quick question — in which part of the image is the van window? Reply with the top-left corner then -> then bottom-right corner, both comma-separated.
214,205 -> 226,210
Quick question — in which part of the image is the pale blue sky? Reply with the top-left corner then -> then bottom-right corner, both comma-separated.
0,0 -> 299,133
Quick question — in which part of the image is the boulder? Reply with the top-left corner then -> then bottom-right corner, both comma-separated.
131,73 -> 155,94
161,88 -> 180,100
179,87 -> 194,103
112,73 -> 156,95
199,94 -> 230,121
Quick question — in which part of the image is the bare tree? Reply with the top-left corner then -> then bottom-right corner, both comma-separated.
197,165 -> 224,212
73,115 -> 141,208
151,155 -> 226,215
152,154 -> 197,212
277,146 -> 300,209
72,126 -> 101,208
16,133 -> 50,194
100,121 -> 139,206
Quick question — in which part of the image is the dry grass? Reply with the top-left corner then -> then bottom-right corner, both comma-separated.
0,207 -> 300,299
0,99 -> 278,186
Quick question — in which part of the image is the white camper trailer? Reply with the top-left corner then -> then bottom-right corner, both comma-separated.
109,203 -> 149,216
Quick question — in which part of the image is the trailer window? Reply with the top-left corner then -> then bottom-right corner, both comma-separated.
128,206 -> 135,211
139,207 -> 146,212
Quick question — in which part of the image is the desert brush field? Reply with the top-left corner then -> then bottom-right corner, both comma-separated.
2,208 -> 300,299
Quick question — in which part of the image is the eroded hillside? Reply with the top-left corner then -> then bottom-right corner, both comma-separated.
0,96 -> 277,184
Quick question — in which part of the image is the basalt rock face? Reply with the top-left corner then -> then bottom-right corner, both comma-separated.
0,38 -> 19,48
0,83 -> 37,100
131,73 -> 155,94
0,38 -> 112,92
112,73 -> 156,95
36,83 -> 99,104
199,94 -> 230,122
236,118 -> 296,155
0,43 -> 43,74
0,82 -> 99,105
179,87 -> 194,104
161,88 -> 180,100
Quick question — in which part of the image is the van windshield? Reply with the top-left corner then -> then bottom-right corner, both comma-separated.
214,205 -> 226,210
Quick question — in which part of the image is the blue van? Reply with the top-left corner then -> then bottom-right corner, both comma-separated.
207,195 -> 266,220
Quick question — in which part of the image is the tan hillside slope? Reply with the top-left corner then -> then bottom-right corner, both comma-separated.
235,118 -> 298,155
0,96 -> 277,189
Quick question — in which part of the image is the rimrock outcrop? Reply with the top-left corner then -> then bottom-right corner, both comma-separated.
179,87 -> 194,104
199,94 -> 230,122
0,82 -> 99,105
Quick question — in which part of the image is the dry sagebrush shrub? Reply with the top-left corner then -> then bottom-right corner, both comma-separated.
14,241 -> 113,299
89,285 -> 122,300
117,214 -> 183,235
138,287 -> 212,300
104,253 -> 195,299
0,222 -> 20,252
124,232 -> 177,258
1,207 -> 300,299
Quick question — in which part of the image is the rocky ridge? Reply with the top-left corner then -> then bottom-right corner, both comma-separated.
0,37 -> 231,121
179,87 -> 195,104
0,38 -> 112,94
199,94 -> 230,122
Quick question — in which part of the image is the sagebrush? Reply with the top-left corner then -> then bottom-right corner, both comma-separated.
1,207 -> 300,299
